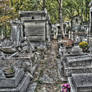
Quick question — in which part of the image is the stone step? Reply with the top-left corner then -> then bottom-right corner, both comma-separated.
27,82 -> 37,92
0,75 -> 30,92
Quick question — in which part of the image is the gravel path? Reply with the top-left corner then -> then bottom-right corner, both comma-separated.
33,40 -> 63,92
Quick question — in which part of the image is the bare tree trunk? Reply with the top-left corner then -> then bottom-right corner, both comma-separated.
43,0 -> 46,10
57,0 -> 65,38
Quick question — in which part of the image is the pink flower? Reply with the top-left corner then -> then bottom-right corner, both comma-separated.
61,83 -> 71,92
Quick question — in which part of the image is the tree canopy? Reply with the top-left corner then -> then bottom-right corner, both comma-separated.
0,0 -> 91,37
0,0 -> 91,23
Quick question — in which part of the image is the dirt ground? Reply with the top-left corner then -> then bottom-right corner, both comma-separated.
33,40 -> 64,92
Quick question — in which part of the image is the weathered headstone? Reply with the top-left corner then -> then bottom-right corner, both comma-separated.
19,10 -> 51,42
10,20 -> 24,46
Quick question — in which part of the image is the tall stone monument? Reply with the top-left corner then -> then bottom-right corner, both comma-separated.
19,10 -> 51,42
10,20 -> 24,46
10,10 -> 51,48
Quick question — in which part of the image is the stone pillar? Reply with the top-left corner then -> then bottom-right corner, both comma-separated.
69,31 -> 71,39
11,21 -> 24,46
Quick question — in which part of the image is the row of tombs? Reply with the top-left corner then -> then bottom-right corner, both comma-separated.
0,10 -> 52,92
61,46 -> 92,92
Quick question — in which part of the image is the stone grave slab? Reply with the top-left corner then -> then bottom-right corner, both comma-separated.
62,54 -> 92,77
69,73 -> 92,92
0,74 -> 30,92
0,68 -> 24,88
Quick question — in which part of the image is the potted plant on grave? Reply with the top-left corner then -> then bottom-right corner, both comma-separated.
79,41 -> 89,53
3,66 -> 15,78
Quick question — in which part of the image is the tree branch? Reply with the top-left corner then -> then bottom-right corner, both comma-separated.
57,0 -> 60,4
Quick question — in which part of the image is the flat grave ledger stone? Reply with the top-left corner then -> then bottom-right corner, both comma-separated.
62,54 -> 92,77
69,73 -> 92,92
0,68 -> 24,88
0,68 -> 30,92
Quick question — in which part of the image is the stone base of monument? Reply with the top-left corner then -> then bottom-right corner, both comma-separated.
68,73 -> 92,92
0,68 -> 30,92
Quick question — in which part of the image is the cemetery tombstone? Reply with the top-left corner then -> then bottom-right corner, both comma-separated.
19,10 -> 51,43
61,46 -> 92,78
10,20 -> 24,46
69,73 -> 92,92
0,68 -> 30,92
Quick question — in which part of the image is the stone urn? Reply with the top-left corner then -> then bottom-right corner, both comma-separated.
3,66 -> 15,78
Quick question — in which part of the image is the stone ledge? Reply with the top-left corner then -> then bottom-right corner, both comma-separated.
64,67 -> 92,76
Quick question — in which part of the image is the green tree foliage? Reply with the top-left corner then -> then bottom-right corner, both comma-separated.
63,0 -> 91,22
46,0 -> 59,23
0,0 -> 91,23
0,0 -> 91,37
0,0 -> 12,37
